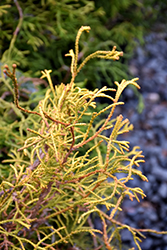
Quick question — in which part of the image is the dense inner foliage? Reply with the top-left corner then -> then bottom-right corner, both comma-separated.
1,26 -> 166,250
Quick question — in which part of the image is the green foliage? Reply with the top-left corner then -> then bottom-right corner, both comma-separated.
1,0 -> 165,87
1,26 -> 167,250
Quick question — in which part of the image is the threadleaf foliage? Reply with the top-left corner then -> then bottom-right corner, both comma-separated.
1,26 -> 166,250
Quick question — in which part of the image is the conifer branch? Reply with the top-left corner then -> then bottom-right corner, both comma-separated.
2,25 -> 166,249
3,64 -> 41,116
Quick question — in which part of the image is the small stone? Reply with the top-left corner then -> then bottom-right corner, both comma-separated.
136,47 -> 146,64
145,130 -> 155,141
124,87 -> 135,99
158,182 -> 167,198
93,216 -> 102,231
129,64 -> 139,75
137,206 -> 145,214
160,205 -> 167,219
152,165 -> 167,182
150,194 -> 160,203
121,229 -> 133,242
142,181 -> 151,193
141,238 -> 153,249
147,93 -> 160,103
149,211 -> 158,221
163,234 -> 167,243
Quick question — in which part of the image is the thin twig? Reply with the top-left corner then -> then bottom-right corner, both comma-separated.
13,0 -> 23,36
8,0 -> 23,57
87,216 -> 98,248
62,127 -> 75,164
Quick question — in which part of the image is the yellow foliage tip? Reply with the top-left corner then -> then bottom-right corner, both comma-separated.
80,25 -> 91,33
40,69 -> 52,79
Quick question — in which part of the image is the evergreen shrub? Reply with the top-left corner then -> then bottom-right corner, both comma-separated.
1,26 -> 166,250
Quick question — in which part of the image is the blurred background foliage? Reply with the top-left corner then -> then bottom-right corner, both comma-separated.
0,0 -> 167,162
1,0 -> 167,86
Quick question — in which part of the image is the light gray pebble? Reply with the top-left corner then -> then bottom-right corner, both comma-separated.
158,182 -> 167,198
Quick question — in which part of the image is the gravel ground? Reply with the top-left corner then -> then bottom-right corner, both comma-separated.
118,31 -> 167,249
